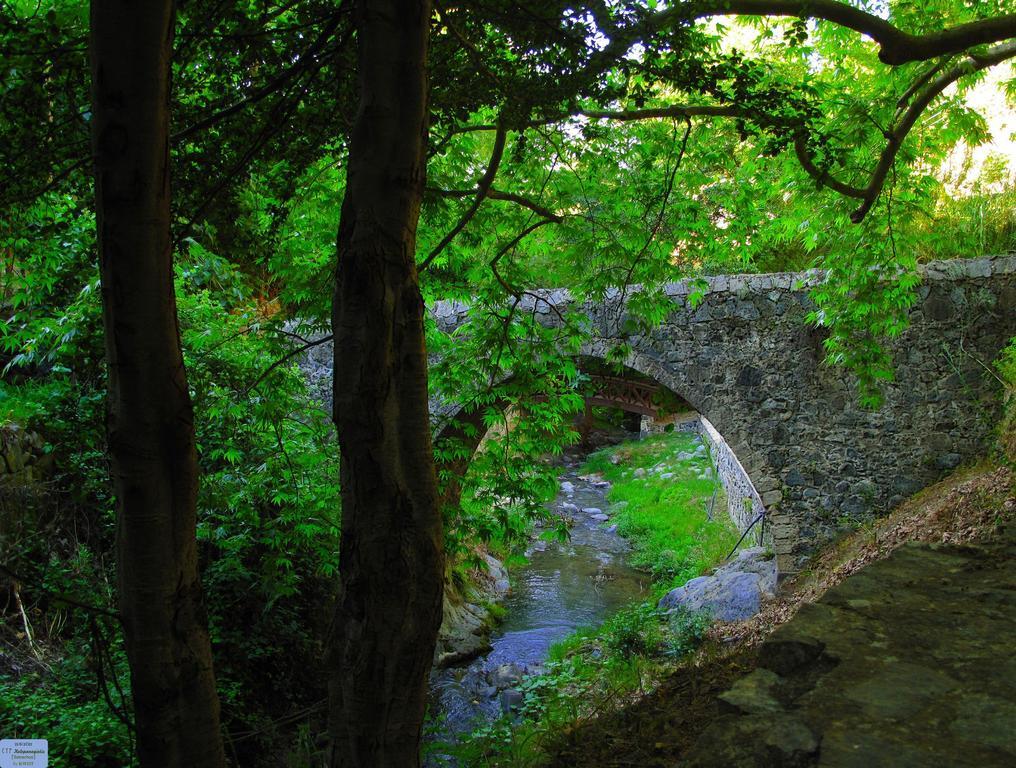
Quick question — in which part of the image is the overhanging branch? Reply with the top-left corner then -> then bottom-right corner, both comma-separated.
791,41 -> 1016,222
665,0 -> 1016,65
420,119 -> 509,272
427,186 -> 563,222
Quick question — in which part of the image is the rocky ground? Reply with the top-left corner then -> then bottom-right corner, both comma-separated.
685,527 -> 1016,767
541,462 -> 1015,767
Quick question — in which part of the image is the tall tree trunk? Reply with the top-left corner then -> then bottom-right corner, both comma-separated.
90,3 -> 226,766
326,1 -> 442,765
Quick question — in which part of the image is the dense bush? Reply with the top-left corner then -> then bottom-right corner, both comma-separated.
1,204 -> 340,763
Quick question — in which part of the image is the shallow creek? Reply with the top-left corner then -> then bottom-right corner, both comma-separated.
428,461 -> 649,739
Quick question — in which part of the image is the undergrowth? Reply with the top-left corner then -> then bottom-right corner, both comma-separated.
995,336 -> 1016,463
438,431 -> 736,766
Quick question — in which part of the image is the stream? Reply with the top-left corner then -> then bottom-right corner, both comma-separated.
428,459 -> 649,742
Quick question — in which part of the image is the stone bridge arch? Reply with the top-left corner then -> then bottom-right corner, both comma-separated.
428,256 -> 1016,574
302,256 -> 1016,575
428,344 -> 774,555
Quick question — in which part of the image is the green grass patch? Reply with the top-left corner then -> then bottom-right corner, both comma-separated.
583,432 -> 739,587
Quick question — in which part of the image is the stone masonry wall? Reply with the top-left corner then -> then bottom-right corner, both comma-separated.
430,256 -> 1016,573
699,416 -> 768,546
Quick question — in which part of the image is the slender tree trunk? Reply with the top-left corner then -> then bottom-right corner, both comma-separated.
326,1 -> 442,765
90,3 -> 226,766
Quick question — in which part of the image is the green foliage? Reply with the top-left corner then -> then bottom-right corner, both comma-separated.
807,223 -> 922,408
0,659 -> 132,768
172,250 -> 341,752
429,298 -> 587,558
1,194 -> 103,377
1,216 -> 340,762
602,602 -> 663,657
665,608 -> 712,659
0,545 -> 130,768
995,336 -> 1016,462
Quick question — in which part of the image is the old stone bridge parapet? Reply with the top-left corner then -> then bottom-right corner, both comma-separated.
430,256 -> 1016,573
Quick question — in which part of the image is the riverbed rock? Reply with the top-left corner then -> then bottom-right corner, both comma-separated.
560,502 -> 579,513
500,688 -> 525,714
434,554 -> 511,666
484,553 -> 511,595
560,480 -> 575,495
435,600 -> 493,667
658,548 -> 776,622
633,468 -> 647,478
591,513 -> 610,522
582,507 -> 602,515
490,663 -> 525,689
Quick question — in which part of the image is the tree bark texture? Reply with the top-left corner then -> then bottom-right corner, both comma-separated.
90,2 -> 226,766
326,1 -> 442,765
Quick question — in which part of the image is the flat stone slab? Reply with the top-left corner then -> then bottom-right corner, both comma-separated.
684,531 -> 1016,767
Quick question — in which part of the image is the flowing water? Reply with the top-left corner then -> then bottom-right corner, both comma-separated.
428,462 -> 649,742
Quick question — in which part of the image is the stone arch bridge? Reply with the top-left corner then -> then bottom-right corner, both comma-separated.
430,256 -> 1015,572
302,256 -> 1016,574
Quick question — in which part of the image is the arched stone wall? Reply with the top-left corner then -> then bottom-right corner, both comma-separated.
427,256 -> 1016,572
298,257 -> 1014,573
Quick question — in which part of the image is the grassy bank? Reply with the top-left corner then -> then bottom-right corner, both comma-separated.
582,432 -> 739,588
437,431 -> 739,766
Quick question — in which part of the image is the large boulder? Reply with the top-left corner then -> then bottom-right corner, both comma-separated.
658,548 -> 776,622
434,553 -> 511,666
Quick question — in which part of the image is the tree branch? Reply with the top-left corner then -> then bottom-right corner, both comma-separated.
665,0 -> 1016,65
420,119 -> 509,272
171,8 -> 347,143
488,218 -> 560,296
448,103 -> 743,135
791,41 -> 1016,222
427,186 -> 563,221
578,104 -> 745,121
244,334 -> 334,395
